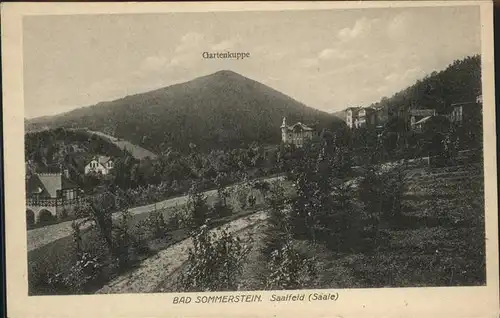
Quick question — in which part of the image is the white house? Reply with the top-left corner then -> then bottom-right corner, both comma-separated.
345,106 -> 381,129
345,107 -> 361,128
84,155 -> 114,175
281,117 -> 316,147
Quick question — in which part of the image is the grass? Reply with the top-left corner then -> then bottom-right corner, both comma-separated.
230,162 -> 486,290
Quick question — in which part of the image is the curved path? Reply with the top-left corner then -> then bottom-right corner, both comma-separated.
96,211 -> 268,294
27,191 -> 212,252
27,176 -> 283,252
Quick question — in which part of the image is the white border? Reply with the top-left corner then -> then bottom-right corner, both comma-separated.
2,2 -> 498,318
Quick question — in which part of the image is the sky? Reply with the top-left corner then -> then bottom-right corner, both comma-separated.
23,6 -> 481,119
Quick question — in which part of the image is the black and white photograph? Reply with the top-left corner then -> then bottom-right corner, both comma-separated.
2,1 -> 499,318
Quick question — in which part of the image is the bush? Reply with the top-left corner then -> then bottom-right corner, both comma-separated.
46,252 -> 103,294
262,182 -> 292,259
131,210 -> 170,254
212,201 -> 233,218
112,209 -> 135,270
178,225 -> 251,292
186,183 -> 210,228
59,208 -> 69,221
230,181 -> 252,210
144,210 -> 169,239
318,183 -> 360,251
358,164 -> 406,227
265,239 -> 316,290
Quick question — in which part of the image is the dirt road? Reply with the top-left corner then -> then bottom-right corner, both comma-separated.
96,211 -> 268,294
27,176 -> 283,252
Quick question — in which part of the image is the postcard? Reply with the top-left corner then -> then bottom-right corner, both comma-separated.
2,1 -> 498,317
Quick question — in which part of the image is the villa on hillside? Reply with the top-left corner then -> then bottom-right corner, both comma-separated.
280,117 -> 317,147
25,167 -> 82,226
410,95 -> 483,133
410,109 -> 437,130
84,155 -> 114,175
447,100 -> 482,127
345,106 -> 387,129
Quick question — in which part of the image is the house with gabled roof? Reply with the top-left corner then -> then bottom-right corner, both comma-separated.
84,155 -> 114,176
345,106 -> 387,129
280,117 -> 317,148
25,167 -> 82,226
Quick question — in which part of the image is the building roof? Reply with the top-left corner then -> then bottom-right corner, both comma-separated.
345,106 -> 362,114
97,155 -> 111,165
288,122 -> 314,132
26,173 -> 78,198
414,116 -> 433,125
87,155 -> 112,167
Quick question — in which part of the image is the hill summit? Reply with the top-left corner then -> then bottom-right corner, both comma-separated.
26,70 -> 344,153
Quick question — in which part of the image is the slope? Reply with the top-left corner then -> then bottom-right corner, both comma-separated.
26,70 -> 344,153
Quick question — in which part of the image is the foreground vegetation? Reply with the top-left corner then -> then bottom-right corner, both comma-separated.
28,117 -> 485,294
158,160 -> 484,292
28,179 -> 282,295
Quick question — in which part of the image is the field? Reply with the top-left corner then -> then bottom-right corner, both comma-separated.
69,128 -> 158,160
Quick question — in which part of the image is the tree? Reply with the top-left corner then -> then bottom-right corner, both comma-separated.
75,190 -> 130,261
358,164 -> 406,233
214,171 -> 230,207
178,226 -> 251,291
186,182 -> 210,228
265,238 -> 316,290
114,208 -> 133,269
261,182 -> 292,258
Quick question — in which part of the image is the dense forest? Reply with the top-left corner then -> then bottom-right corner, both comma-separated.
367,55 -> 481,116
25,70 -> 344,154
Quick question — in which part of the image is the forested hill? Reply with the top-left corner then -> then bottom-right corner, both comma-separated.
332,55 -> 481,117
373,55 -> 481,115
25,70 -> 344,153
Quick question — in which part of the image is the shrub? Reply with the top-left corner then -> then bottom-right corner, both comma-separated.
231,181 -> 252,210
358,164 -> 406,227
131,210 -> 170,255
59,208 -> 69,221
247,194 -> 257,208
319,183 -> 360,251
178,225 -> 251,292
265,239 -> 316,290
262,182 -> 292,259
63,252 -> 103,293
214,172 -> 230,207
185,183 -> 210,228
45,252 -> 103,294
144,210 -> 169,239
71,221 -> 83,258
112,209 -> 134,270
212,200 -> 233,218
